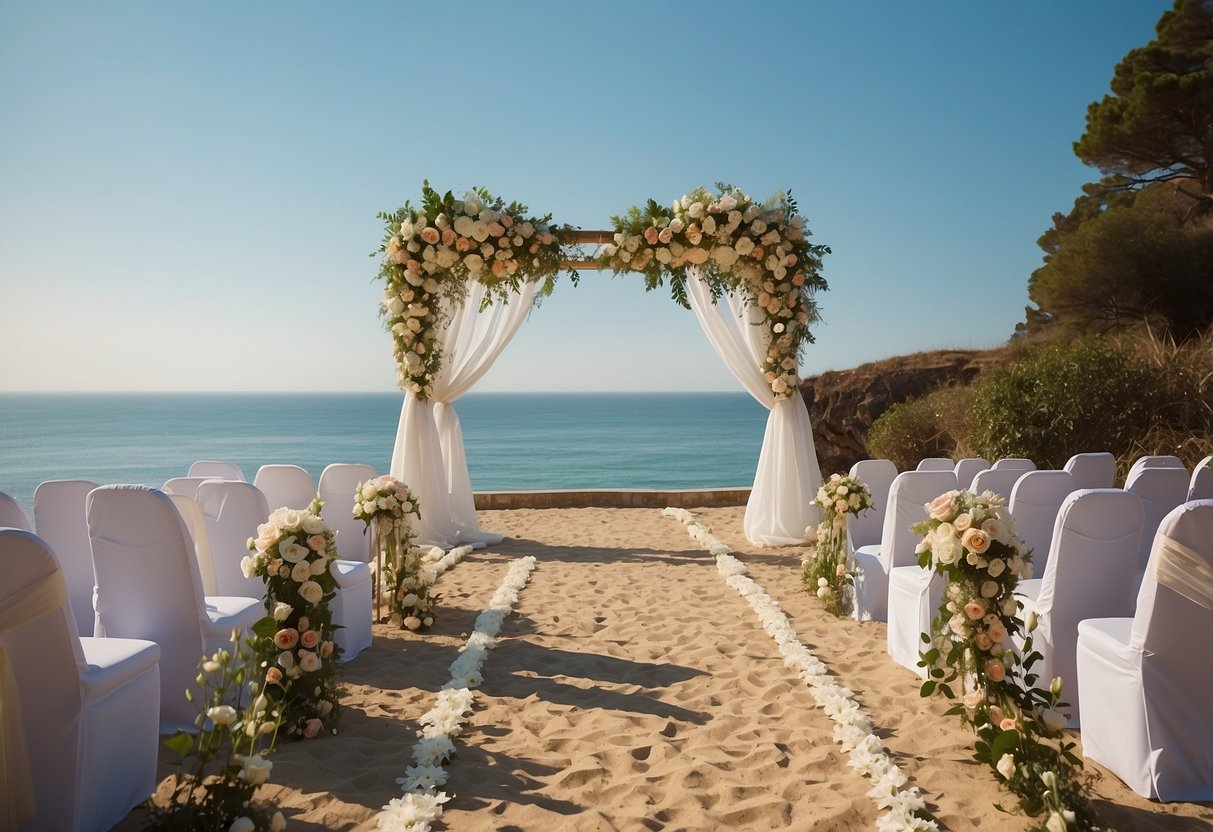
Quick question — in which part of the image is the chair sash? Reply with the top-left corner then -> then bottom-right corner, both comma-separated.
0,569 -> 68,829
1151,533 -> 1213,610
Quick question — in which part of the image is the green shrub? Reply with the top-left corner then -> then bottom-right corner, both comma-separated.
968,337 -> 1161,469
868,386 -> 974,471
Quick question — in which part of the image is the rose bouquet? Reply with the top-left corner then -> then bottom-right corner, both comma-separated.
353,476 -> 435,630
600,184 -> 829,399
914,490 -> 1107,830
803,472 -> 872,616
244,500 -> 342,738
376,183 -> 575,398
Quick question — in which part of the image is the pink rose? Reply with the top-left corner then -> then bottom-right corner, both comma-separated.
419,227 -> 440,245
405,259 -> 422,273
974,632 -> 993,651
528,242 -> 539,253
835,563 -> 847,577
964,600 -> 987,620
999,718 -> 1016,731
273,628 -> 299,650
988,623 -> 1008,643
455,236 -> 471,252
644,227 -> 660,245
658,227 -> 673,244
927,492 -> 958,522
985,659 -> 1006,683
962,528 -> 991,554
303,718 -> 323,739
265,667 -> 284,686
792,273 -> 805,286
440,229 -> 456,246
499,213 -> 513,228
300,629 -> 320,649
488,222 -> 505,237
307,534 -> 326,551
752,246 -> 765,260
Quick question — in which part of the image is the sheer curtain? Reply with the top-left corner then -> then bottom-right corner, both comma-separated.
390,281 -> 536,547
686,270 -> 822,545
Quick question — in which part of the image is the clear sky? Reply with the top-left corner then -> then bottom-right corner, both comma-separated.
0,1 -> 1170,393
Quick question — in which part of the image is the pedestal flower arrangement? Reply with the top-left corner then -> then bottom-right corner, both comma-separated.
244,500 -> 343,739
352,476 -> 434,630
913,489 -> 1110,831
803,472 -> 872,616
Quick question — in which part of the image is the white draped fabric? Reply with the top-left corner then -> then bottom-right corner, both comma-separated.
390,281 -> 537,547
686,270 -> 822,545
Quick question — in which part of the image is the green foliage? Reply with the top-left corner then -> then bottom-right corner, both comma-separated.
1027,181 -> 1213,339
968,338 -> 1161,469
867,386 -> 974,470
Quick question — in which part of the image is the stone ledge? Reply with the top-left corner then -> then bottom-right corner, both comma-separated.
473,488 -> 751,510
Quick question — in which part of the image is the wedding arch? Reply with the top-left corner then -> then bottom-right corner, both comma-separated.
377,183 -> 829,548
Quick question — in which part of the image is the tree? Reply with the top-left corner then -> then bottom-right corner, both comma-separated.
1074,0 -> 1213,215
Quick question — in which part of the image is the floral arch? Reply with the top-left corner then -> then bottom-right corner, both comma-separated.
376,183 -> 829,548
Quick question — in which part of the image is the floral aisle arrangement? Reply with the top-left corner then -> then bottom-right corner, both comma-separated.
912,490 -> 1111,832
376,556 -> 538,832
663,508 -> 937,831
352,475 -> 434,628
146,631 -> 286,832
600,184 -> 829,398
244,500 -> 343,739
376,182 -> 576,397
803,472 -> 873,616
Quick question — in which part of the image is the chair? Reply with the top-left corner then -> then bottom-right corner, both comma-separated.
195,480 -> 270,597
162,476 -> 219,500
1077,500 -> 1213,801
1126,454 -> 1185,484
1007,471 -> 1075,576
1187,456 -> 1212,501
1124,467 -> 1190,580
33,479 -> 100,636
169,494 -> 220,596
953,457 -> 990,490
330,558 -> 374,662
86,485 -> 263,733
0,528 -> 160,832
187,460 -> 245,481
969,468 -> 1026,502
318,463 -> 377,563
852,470 -> 958,623
992,458 -> 1036,471
254,464 -> 317,511
845,459 -> 898,558
0,490 -> 33,531
1017,489 -> 1143,727
916,457 -> 954,472
1063,452 -> 1116,491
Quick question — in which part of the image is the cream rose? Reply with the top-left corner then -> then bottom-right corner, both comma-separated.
298,580 -> 324,605
237,754 -> 273,786
927,491 -> 959,522
297,651 -> 322,673
290,561 -> 312,583
961,528 -> 991,554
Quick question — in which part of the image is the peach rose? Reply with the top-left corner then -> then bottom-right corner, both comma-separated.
836,563 -> 847,577
964,600 -> 987,620
644,227 -> 660,245
302,718 -> 323,739
307,534 -> 326,551
961,689 -> 984,710
999,718 -> 1016,731
455,236 -> 471,252
962,528 -> 991,554
300,629 -> 320,649
273,628 -> 299,650
265,667 -> 284,686
988,623 -> 1008,643
985,659 -> 1006,683
440,228 -> 456,246
419,227 -> 440,245
953,513 -> 973,532
974,632 -> 993,651
927,491 -> 958,521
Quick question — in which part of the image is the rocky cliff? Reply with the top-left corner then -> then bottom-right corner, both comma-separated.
800,349 -> 1004,475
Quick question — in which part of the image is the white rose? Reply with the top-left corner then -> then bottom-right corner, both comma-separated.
273,602 -> 292,621
750,219 -> 768,235
299,580 -> 324,605
735,236 -> 755,256
464,253 -> 484,273
471,221 -> 490,242
228,818 -> 256,832
987,558 -> 1006,577
297,651 -> 322,673
207,705 -> 238,726
278,539 -> 308,563
710,245 -> 739,267
934,535 -> 961,565
240,556 -> 257,579
453,215 -> 474,236
683,247 -> 710,265
687,202 -> 704,218
668,218 -> 685,233
290,561 -> 312,583
311,556 -> 328,576
237,754 -> 273,786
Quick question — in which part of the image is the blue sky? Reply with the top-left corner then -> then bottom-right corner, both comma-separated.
0,1 -> 1170,392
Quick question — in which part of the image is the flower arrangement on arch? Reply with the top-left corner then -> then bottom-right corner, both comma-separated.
146,631 -> 286,832
376,182 -> 577,398
352,476 -> 436,630
913,489 -> 1110,831
600,184 -> 829,398
803,472 -> 872,616
244,500 -> 343,739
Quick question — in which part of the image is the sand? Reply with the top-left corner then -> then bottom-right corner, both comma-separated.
115,507 -> 1213,831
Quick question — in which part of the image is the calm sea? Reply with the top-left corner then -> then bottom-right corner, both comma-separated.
0,392 -> 765,512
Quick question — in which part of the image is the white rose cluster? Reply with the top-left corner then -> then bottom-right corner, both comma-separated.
243,503 -> 336,588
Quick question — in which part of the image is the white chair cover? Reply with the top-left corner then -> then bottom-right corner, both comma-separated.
1126,454 -> 1185,483
162,476 -> 218,500
1063,452 -> 1116,490
187,460 -> 245,481
0,491 -> 32,532
390,281 -> 536,547
953,457 -> 990,490
32,479 -> 99,636
886,563 -> 945,677
330,559 -> 373,661
1190,456 -> 1213,501
970,468 -> 1026,502
254,464 -> 318,511
1018,489 -> 1143,726
169,494 -> 220,596
845,459 -> 898,557
1125,467 -> 1190,578
1008,470 -> 1075,576
196,481 -> 270,597
916,457 -> 954,472
1077,500 -> 1213,801
686,272 -> 822,545
852,470 -> 957,623
992,457 -> 1036,471
317,463 -> 377,563
1,528 -> 160,832
87,485 -> 262,733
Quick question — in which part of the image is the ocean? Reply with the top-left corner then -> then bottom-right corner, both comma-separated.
0,392 -> 766,512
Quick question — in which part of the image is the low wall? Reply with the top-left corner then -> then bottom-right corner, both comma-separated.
473,487 -> 751,510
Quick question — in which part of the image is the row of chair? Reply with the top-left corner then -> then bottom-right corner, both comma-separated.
916,452 -> 1212,496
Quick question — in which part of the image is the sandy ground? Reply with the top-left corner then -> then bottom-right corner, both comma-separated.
115,507 -> 1213,831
